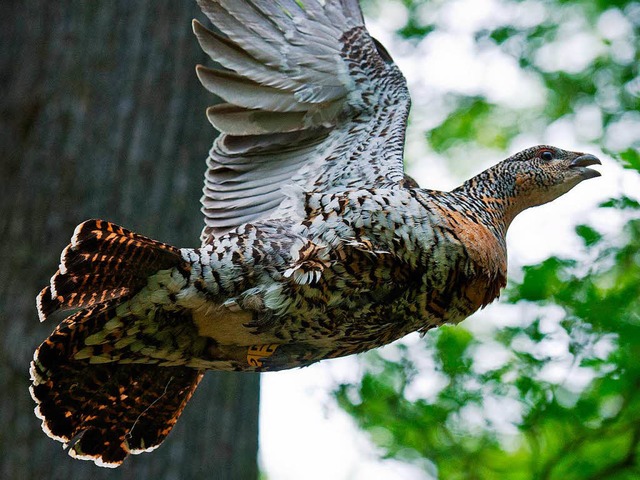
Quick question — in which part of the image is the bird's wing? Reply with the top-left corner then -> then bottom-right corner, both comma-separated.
195,0 -> 411,242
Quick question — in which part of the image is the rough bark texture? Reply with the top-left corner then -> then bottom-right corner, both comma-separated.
0,1 -> 260,478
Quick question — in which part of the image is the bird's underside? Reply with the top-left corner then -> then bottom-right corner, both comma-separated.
30,0 -> 602,468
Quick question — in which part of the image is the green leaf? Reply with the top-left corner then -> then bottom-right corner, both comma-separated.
435,326 -> 474,377
618,148 -> 640,173
599,196 -> 640,210
510,257 -> 576,302
575,224 -> 603,247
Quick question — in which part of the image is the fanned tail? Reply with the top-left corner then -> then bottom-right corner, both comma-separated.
37,219 -> 186,322
31,219 -> 203,467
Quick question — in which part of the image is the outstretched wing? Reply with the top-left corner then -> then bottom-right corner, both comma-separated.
195,0 -> 411,241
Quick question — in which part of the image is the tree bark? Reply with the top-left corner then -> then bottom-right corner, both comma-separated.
0,1 -> 260,478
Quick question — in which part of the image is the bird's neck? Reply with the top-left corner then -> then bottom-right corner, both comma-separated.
450,167 -> 526,239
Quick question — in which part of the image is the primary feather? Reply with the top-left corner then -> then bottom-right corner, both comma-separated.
194,0 -> 410,238
31,0 -> 601,468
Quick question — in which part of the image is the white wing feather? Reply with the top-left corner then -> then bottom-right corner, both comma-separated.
195,0 -> 411,242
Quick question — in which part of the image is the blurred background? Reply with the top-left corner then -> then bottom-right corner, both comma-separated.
2,0 -> 639,479
262,0 -> 640,479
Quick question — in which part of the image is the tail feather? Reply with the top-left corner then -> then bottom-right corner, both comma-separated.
30,329 -> 203,466
38,219 -> 186,322
31,219 -> 203,467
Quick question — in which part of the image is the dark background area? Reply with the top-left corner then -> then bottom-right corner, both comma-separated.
0,2 -> 259,478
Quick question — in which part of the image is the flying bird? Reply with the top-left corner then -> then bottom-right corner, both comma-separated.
30,0 -> 601,467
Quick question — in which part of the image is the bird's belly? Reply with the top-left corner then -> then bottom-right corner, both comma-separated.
182,248 -> 503,371
250,291 -> 448,364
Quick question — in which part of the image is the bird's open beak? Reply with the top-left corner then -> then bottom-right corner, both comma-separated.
570,154 -> 602,179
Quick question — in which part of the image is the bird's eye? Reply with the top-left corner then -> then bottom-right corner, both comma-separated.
540,150 -> 554,161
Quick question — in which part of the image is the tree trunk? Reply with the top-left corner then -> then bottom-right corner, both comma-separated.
0,1 -> 260,478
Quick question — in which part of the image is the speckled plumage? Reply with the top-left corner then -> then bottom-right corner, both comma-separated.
30,0 -> 601,468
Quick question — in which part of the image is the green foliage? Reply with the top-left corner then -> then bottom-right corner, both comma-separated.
337,0 -> 640,478
618,148 -> 640,172
575,225 -> 603,247
427,98 -> 520,153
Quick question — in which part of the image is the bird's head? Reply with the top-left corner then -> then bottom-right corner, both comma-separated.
500,145 -> 601,209
458,145 -> 601,229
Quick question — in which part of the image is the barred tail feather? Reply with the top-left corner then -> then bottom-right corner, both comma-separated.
31,219 -> 201,466
37,219 -> 187,323
30,315 -> 203,466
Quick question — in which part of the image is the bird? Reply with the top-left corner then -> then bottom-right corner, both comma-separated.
30,0 -> 602,468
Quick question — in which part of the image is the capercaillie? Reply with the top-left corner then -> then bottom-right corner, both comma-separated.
31,0 -> 601,467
